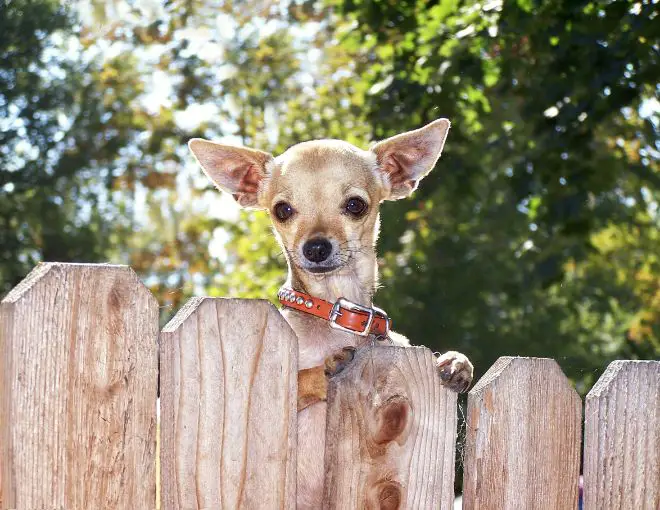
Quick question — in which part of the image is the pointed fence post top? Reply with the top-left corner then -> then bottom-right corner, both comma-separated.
161,296 -> 289,335
583,359 -> 659,510
586,359 -> 660,400
469,356 -> 579,398
1,262 -> 156,308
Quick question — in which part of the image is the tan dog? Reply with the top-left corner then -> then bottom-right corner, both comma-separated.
189,118 -> 473,509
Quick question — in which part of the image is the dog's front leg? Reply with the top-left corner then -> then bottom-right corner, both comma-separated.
389,330 -> 473,393
297,365 -> 328,411
297,347 -> 357,411
435,350 -> 474,393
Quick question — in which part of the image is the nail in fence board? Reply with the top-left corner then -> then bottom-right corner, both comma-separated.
322,345 -> 458,509
159,298 -> 298,509
0,263 -> 158,509
462,357 -> 581,510
583,360 -> 660,510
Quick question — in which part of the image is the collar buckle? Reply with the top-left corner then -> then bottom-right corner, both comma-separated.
329,297 -> 389,337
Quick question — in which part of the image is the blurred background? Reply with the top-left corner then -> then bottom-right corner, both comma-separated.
1,0 -> 658,399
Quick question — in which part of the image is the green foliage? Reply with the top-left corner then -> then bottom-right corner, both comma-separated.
310,0 -> 660,389
0,0 -> 133,295
1,0 -> 657,388
0,0 -> 182,296
208,211 -> 285,301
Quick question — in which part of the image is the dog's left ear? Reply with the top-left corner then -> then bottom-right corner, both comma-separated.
371,118 -> 450,200
188,138 -> 273,208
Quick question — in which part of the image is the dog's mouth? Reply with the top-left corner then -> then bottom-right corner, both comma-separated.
305,264 -> 342,274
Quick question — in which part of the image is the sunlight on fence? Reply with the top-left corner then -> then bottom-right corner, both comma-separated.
1,263 -> 658,509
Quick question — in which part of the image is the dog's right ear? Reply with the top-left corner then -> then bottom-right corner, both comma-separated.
188,139 -> 273,208
371,119 -> 450,200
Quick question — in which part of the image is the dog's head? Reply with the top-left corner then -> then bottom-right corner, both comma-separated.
189,119 -> 450,276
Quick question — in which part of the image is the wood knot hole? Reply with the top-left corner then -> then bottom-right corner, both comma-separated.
373,395 -> 410,444
377,481 -> 402,510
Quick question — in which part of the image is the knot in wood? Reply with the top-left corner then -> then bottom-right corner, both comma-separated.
376,481 -> 402,510
372,395 -> 410,445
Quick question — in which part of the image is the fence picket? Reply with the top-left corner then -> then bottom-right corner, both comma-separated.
159,297 -> 298,509
583,360 -> 660,510
0,263 -> 158,509
462,357 -> 581,510
322,345 -> 457,509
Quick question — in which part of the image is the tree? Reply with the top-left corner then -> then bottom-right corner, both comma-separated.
313,0 -> 659,386
0,0 -> 181,297
3,0 -> 656,379
79,2 -> 307,322
0,0 -> 102,293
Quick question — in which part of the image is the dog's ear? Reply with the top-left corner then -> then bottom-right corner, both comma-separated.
371,119 -> 450,200
188,138 -> 273,208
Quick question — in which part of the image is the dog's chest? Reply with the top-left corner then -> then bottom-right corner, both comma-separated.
280,308 -> 360,369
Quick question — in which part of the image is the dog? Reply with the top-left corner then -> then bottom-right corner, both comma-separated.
189,118 -> 473,509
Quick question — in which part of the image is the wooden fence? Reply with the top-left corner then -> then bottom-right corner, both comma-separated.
0,263 -> 658,509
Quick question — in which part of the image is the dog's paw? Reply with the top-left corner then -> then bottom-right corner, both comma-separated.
324,346 -> 357,377
435,350 -> 473,393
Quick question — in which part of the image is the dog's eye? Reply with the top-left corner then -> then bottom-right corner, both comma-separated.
345,197 -> 368,217
273,201 -> 295,221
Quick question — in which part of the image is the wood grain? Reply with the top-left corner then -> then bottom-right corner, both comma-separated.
462,357 -> 581,510
322,345 -> 458,509
0,262 -> 158,509
583,360 -> 660,510
159,297 -> 298,510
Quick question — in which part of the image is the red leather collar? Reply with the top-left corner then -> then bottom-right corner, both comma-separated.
277,288 -> 391,337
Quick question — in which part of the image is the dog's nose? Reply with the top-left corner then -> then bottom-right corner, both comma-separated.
303,238 -> 332,263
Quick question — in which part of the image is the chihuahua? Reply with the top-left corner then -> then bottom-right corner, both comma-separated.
189,118 -> 473,509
